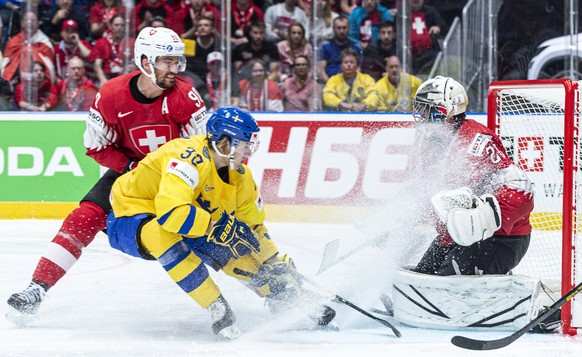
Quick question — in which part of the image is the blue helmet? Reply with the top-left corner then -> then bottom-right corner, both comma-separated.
207,106 -> 260,144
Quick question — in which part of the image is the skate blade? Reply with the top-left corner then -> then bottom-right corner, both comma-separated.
5,305 -> 39,327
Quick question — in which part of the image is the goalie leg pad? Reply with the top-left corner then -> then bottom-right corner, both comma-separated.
392,268 -> 541,331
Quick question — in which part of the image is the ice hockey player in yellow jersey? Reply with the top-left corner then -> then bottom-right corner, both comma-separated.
106,106 -> 335,339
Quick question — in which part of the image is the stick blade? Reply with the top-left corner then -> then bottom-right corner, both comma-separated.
451,335 -> 515,351
316,239 -> 340,275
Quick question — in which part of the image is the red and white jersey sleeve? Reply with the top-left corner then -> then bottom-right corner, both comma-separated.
435,119 -> 534,244
83,72 -> 208,173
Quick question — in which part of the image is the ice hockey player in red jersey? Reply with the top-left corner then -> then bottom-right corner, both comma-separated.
409,76 -> 534,276
6,26 -> 208,325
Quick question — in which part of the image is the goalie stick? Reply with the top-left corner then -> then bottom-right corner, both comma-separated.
299,274 -> 402,337
451,281 -> 582,351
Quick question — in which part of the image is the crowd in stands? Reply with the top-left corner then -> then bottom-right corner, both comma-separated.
0,0 -> 458,112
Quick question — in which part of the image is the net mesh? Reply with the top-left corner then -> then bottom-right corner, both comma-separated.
492,82 -> 581,294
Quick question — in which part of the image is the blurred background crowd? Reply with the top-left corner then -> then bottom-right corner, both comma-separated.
0,0 -> 579,113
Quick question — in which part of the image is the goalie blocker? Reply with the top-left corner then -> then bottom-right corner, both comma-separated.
392,268 -> 541,331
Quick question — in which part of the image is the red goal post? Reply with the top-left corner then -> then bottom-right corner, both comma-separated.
487,79 -> 581,335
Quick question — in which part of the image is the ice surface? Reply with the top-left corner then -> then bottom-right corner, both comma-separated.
1,220 -> 580,356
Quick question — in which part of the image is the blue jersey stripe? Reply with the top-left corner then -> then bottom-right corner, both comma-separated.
178,206 -> 197,235
157,208 -> 175,226
177,263 -> 209,293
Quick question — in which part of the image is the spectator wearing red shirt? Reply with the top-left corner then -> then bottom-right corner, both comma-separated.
15,60 -> 58,111
90,14 -> 135,86
55,56 -> 98,111
88,0 -> 126,39
54,19 -> 93,80
410,0 -> 447,74
239,58 -> 283,112
175,0 -> 221,38
134,0 -> 176,33
230,0 -> 264,47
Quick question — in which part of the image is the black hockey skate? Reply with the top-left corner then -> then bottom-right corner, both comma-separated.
6,281 -> 48,326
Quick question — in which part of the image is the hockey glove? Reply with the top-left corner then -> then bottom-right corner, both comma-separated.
446,194 -> 502,246
250,254 -> 302,301
207,212 -> 260,259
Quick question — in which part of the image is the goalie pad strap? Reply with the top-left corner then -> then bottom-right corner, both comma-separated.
392,268 -> 540,331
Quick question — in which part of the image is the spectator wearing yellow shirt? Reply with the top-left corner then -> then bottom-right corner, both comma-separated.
322,48 -> 375,112
366,55 -> 423,112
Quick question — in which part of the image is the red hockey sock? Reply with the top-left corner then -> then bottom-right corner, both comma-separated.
32,201 -> 107,288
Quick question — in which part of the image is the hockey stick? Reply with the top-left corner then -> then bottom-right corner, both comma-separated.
451,281 -> 582,351
299,274 -> 402,337
317,237 -> 382,275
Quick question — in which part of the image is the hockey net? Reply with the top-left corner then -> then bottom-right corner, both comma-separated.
488,79 -> 581,335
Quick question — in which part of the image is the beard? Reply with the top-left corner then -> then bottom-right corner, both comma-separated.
155,73 -> 177,89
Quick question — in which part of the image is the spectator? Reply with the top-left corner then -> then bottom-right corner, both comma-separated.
88,0 -> 126,39
281,54 -> 321,111
199,51 -> 241,111
311,0 -> 338,44
232,20 -> 280,83
1,11 -> 55,85
409,0 -> 446,75
239,58 -> 283,112
264,0 -> 309,43
348,0 -> 393,48
54,19 -> 92,80
1,0 -> 21,47
40,0 -> 91,44
0,77 -> 13,110
365,55 -> 422,112
322,47 -> 374,112
175,0 -> 220,38
134,0 -> 176,33
54,56 -> 97,111
183,15 -> 220,87
14,60 -> 58,111
229,0 -> 264,47
90,14 -> 135,86
361,21 -> 395,80
276,21 -> 312,82
317,15 -> 361,83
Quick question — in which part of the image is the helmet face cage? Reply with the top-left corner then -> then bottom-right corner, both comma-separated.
412,76 -> 468,124
412,98 -> 447,124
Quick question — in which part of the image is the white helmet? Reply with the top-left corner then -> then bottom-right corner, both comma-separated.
412,76 -> 468,124
134,27 -> 186,85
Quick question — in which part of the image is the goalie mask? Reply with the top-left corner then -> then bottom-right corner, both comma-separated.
207,106 -> 260,170
413,76 -> 468,124
134,27 -> 186,89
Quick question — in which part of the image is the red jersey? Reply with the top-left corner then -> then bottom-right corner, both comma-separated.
417,119 -> 534,245
84,72 -> 207,173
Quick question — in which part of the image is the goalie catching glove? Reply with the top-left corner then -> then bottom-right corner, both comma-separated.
207,211 -> 260,259
431,188 -> 502,246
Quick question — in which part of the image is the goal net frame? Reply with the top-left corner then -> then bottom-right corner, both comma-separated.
487,79 -> 580,336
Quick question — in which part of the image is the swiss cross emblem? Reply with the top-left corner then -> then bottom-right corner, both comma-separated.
517,136 -> 544,172
129,124 -> 172,156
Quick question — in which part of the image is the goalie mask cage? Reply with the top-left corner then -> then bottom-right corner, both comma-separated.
488,79 -> 581,336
